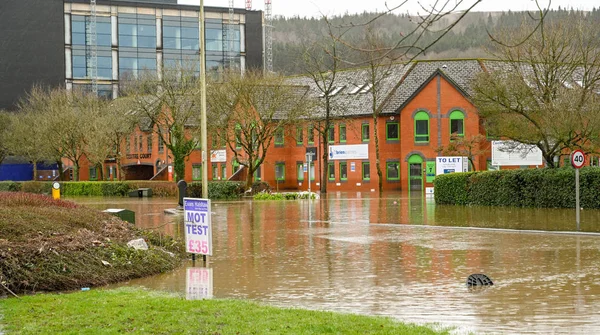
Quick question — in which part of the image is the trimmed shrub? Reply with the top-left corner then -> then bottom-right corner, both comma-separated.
0,181 -> 22,192
435,167 -> 600,208
20,182 -> 52,195
127,181 -> 178,197
434,172 -> 475,205
187,181 -> 244,200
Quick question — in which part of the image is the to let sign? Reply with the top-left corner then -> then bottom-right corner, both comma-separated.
184,198 -> 212,255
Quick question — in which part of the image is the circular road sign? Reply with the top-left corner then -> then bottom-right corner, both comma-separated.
571,150 -> 585,169
52,182 -> 60,190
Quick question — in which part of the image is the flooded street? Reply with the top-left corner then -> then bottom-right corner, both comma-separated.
75,193 -> 600,334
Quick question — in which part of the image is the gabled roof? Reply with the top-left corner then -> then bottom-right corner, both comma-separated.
286,62 -> 412,118
287,59 -> 485,118
382,60 -> 483,113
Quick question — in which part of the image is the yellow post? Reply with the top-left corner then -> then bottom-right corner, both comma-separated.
52,182 -> 60,200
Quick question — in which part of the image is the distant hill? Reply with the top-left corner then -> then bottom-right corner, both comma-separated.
271,8 -> 600,75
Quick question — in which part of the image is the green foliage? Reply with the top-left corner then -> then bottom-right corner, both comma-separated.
20,181 -> 52,194
435,167 -> 600,208
253,191 -> 318,201
187,181 -> 244,200
127,181 -> 178,197
0,181 -> 22,192
433,172 -> 475,205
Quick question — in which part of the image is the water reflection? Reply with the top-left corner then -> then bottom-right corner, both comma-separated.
73,194 -> 600,334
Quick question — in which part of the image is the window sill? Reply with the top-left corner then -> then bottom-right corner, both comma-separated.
414,142 -> 430,146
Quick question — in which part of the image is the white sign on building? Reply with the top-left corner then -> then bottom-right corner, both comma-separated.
210,149 -> 227,163
328,144 -> 369,160
491,141 -> 543,166
435,156 -> 469,175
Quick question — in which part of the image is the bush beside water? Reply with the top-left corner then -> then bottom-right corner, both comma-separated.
0,180 -> 244,199
434,167 -> 600,208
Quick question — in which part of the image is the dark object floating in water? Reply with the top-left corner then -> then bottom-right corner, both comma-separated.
467,274 -> 493,286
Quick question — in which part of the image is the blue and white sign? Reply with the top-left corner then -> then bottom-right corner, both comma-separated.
328,144 -> 369,160
184,198 -> 212,255
435,156 -> 468,176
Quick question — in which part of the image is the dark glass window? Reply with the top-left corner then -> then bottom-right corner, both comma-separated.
362,124 -> 370,141
386,122 -> 399,140
340,162 -> 347,180
387,162 -> 400,180
415,120 -> 429,142
362,162 -> 370,180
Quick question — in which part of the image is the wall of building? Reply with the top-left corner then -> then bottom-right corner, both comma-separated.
0,0 -> 65,110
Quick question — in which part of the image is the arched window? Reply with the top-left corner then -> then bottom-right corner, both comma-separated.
414,111 -> 429,143
449,110 -> 465,137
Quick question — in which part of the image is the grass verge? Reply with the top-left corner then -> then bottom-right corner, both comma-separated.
0,287 -> 449,335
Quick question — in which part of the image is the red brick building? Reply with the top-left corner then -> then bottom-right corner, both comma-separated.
70,59 -> 506,191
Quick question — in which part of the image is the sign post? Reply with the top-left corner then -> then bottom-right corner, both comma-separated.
184,198 -> 212,264
306,151 -> 315,224
571,150 -> 585,231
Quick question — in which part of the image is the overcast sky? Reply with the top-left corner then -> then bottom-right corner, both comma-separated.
178,0 -> 598,18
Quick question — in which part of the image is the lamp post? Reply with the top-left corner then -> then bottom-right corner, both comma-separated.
200,0 -> 208,198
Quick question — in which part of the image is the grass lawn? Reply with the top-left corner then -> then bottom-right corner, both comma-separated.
0,287 -> 450,334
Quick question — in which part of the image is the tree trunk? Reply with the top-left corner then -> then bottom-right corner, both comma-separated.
173,155 -> 185,183
373,115 -> 383,193
32,160 -> 38,181
99,163 -> 105,181
245,165 -> 254,191
56,160 -> 63,181
73,163 -> 80,181
321,136 -> 328,194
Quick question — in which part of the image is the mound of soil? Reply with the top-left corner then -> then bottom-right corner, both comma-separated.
0,192 -> 185,295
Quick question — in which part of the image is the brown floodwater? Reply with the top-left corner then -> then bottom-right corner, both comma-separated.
73,193 -> 600,334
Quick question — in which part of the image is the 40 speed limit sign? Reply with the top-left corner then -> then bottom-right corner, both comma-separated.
571,150 -> 585,169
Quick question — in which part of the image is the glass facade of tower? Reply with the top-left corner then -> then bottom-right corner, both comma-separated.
118,13 -> 157,79
71,15 -> 112,79
67,4 -> 246,99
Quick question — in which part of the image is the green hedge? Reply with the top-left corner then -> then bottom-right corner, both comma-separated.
0,181 -> 242,199
434,167 -> 600,208
187,181 -> 244,200
0,181 -> 22,192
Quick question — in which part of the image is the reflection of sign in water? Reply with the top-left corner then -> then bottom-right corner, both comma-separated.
328,144 -> 368,160
210,149 -> 226,163
435,157 -> 468,176
186,267 -> 213,300
184,198 -> 212,255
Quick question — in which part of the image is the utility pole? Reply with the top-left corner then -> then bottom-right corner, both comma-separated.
200,0 -> 208,198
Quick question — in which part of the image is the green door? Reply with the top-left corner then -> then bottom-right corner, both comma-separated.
408,155 -> 424,191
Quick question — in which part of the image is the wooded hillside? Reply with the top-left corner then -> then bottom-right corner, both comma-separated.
272,8 -> 600,74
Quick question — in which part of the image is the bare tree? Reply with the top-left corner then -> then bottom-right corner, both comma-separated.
121,67 -> 201,182
357,26 -> 402,193
208,70 -> 311,190
300,24 -> 350,194
299,1 -> 486,193
473,15 -> 600,167
4,109 -> 52,180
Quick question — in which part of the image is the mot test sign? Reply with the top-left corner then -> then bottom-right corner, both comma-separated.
184,198 -> 212,255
